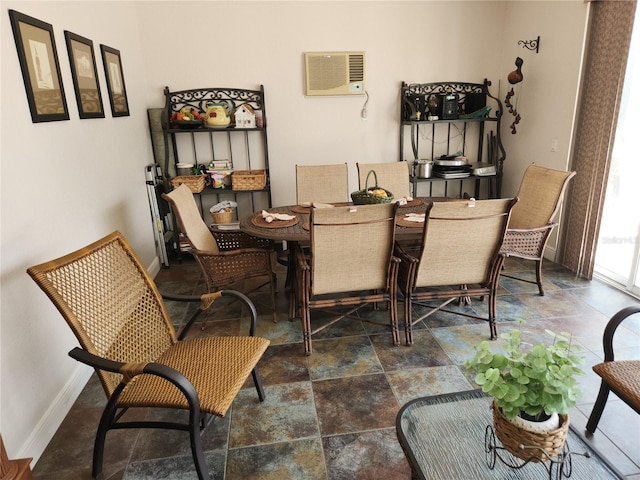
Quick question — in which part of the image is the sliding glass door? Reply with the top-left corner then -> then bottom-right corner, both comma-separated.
594,6 -> 640,296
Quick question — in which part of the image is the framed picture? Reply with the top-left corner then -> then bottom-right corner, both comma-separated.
64,31 -> 104,119
100,44 -> 129,117
8,10 -> 69,123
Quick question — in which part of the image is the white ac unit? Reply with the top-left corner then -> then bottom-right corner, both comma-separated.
304,51 -> 365,96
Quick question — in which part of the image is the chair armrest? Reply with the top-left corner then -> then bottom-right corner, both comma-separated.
602,306 -> 640,361
69,347 -> 200,412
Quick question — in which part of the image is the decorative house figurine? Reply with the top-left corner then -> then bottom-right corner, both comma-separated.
234,103 -> 256,128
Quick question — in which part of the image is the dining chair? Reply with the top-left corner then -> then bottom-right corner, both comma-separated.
396,197 -> 518,345
295,163 -> 349,204
27,231 -> 270,480
500,163 -> 576,295
163,184 -> 278,322
586,305 -> 640,435
356,161 -> 412,199
295,202 -> 401,354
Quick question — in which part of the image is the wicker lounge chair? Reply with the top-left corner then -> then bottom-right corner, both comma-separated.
500,163 -> 576,295
586,306 -> 640,434
295,203 -> 400,354
163,184 -> 278,322
395,198 -> 517,345
27,231 -> 269,480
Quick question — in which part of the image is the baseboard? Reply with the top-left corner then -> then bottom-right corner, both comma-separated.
148,256 -> 161,278
16,365 -> 92,466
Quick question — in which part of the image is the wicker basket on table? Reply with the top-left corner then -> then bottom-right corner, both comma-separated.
171,175 -> 205,193
351,170 -> 394,205
232,170 -> 266,191
491,399 -> 569,462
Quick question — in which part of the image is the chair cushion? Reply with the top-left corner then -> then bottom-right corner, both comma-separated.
593,360 -> 640,410
118,336 -> 270,416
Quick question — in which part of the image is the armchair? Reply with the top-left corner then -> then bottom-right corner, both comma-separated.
27,231 -> 270,480
396,198 -> 517,345
295,203 -> 400,354
163,184 -> 277,322
500,163 -> 576,295
586,306 -> 640,434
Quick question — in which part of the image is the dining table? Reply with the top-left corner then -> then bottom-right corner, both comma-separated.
238,198 -> 444,319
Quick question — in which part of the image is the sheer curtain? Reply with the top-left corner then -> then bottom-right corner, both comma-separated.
561,0 -> 637,278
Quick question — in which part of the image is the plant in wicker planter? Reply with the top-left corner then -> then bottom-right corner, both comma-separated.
464,328 -> 585,462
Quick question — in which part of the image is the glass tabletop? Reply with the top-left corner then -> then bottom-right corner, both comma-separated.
396,389 -> 625,480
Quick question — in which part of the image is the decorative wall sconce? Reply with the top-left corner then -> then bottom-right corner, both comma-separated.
518,36 -> 540,54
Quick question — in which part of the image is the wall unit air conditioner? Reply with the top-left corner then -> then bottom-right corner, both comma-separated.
304,51 -> 365,96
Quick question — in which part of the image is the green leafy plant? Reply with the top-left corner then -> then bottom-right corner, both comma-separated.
464,328 -> 585,420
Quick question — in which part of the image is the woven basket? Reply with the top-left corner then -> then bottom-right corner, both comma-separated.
171,175 -> 205,193
232,170 -> 266,191
491,400 -> 569,462
351,170 -> 394,205
210,209 -> 234,224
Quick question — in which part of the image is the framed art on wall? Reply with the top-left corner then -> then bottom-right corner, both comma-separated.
64,31 -> 104,119
100,44 -> 129,117
8,9 -> 69,123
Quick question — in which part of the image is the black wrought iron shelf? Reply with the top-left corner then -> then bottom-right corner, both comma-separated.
399,79 -> 506,199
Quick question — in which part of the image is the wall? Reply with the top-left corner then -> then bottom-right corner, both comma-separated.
0,0 -> 588,464
499,1 -> 589,256
1,1 -> 157,460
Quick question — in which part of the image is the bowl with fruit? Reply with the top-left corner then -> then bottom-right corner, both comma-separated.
170,107 -> 204,129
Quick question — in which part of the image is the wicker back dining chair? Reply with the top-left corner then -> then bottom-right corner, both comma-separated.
295,203 -> 400,354
396,198 -> 518,345
586,305 -> 640,434
27,231 -> 270,480
163,184 -> 277,322
356,161 -> 412,199
296,163 -> 349,204
500,163 -> 576,295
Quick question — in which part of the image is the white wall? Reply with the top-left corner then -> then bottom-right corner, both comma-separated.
499,1 -> 589,256
0,0 -> 588,464
1,0 -> 157,460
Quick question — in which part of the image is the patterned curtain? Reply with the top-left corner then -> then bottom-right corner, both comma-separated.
561,0 -> 637,278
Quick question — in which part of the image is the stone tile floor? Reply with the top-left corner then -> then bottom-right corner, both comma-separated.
33,256 -> 640,479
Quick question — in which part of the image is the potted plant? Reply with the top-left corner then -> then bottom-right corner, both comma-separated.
464,328 -> 585,461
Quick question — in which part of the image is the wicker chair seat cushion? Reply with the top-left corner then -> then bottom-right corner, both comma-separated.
118,335 -> 269,416
593,360 -> 640,409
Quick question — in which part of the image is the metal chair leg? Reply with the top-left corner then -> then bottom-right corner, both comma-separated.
586,381 -> 611,434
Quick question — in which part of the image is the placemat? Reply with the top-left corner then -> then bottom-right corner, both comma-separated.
291,205 -> 312,214
302,222 -> 310,231
397,215 -> 425,228
251,214 -> 299,229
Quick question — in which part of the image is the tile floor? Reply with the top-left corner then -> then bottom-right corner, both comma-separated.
33,256 -> 640,479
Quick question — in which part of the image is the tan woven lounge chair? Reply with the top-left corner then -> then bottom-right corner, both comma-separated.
395,198 -> 518,345
295,203 -> 400,354
27,231 -> 270,480
586,306 -> 640,434
500,163 -> 576,295
163,184 -> 278,322
356,161 -> 412,199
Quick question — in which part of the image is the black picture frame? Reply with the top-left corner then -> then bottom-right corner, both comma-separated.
8,9 -> 69,123
100,44 -> 129,117
64,31 -> 104,119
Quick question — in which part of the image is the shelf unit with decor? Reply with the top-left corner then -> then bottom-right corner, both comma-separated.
399,79 -> 505,199
160,85 -> 272,227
